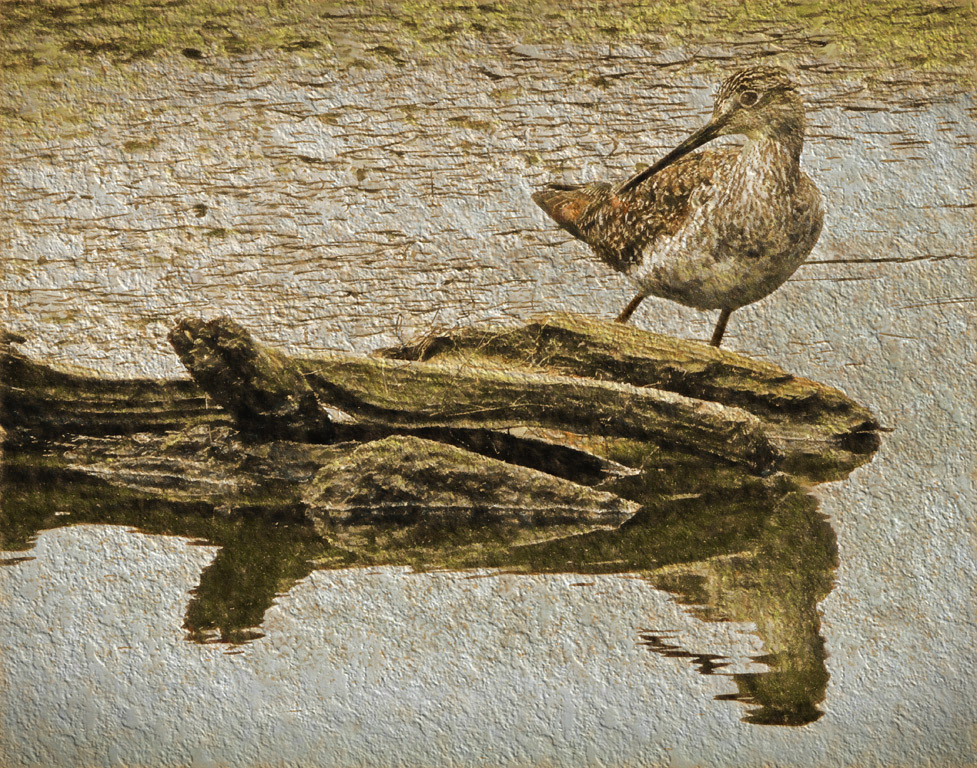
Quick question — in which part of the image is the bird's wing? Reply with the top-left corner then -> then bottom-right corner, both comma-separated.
626,147 -> 739,239
532,147 -> 739,273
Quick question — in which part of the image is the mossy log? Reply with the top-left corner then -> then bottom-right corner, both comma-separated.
379,312 -> 882,479
2,312 -> 881,531
169,315 -> 880,478
170,317 -> 779,474
0,333 -> 227,441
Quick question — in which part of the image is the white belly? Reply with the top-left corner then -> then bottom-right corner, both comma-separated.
632,145 -> 823,311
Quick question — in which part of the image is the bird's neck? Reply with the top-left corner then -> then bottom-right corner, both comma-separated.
744,113 -> 805,165
735,128 -> 804,190
718,129 -> 805,219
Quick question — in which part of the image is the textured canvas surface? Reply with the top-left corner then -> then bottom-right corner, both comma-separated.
1,2 -> 975,766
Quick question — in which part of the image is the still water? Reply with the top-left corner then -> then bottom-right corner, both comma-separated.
1,40 -> 975,766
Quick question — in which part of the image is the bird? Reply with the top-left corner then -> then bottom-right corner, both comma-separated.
532,66 -> 823,347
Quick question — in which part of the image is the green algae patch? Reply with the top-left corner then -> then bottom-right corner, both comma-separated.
0,0 -> 972,88
1,0 -> 971,140
121,137 -> 159,152
0,0 -> 331,72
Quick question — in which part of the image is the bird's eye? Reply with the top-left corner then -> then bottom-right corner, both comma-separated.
739,90 -> 759,107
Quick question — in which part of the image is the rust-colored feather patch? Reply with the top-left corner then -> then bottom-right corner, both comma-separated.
549,194 -> 589,227
532,184 -> 610,241
532,149 -> 738,273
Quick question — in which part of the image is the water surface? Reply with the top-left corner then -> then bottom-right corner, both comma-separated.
1,42 -> 975,767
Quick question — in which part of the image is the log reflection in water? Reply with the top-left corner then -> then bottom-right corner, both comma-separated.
1,444 -> 835,723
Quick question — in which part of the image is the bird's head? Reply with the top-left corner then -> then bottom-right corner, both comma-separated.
618,67 -> 805,195
710,66 -> 804,141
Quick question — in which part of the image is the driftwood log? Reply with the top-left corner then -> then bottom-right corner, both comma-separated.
167,317 -> 774,471
167,314 -> 880,480
2,314 -> 880,543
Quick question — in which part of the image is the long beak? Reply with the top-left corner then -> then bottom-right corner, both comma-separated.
616,114 -> 728,195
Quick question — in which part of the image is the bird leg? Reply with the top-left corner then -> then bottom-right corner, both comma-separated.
616,293 -> 646,324
710,308 -> 733,347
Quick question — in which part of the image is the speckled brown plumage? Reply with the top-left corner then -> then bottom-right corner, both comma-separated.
532,66 -> 824,346
532,148 -> 739,274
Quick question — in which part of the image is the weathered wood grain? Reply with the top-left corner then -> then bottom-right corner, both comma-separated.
379,312 -> 882,478
0,336 -> 227,441
169,317 -> 778,473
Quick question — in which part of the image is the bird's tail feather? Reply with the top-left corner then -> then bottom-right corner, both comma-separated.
531,183 -> 609,240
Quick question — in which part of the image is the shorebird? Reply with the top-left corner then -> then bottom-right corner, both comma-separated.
532,66 -> 823,346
